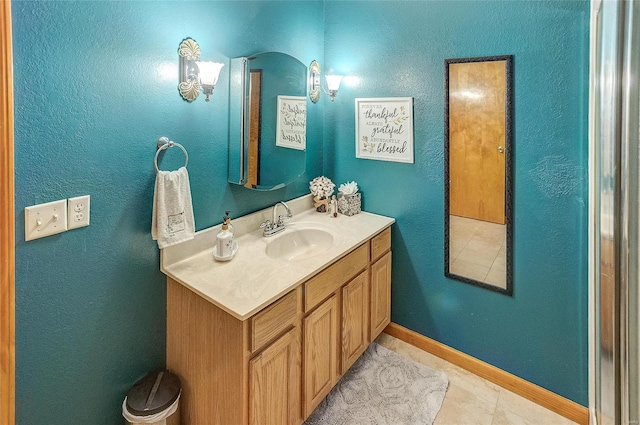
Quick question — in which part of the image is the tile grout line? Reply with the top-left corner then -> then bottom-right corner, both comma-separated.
490,389 -> 503,425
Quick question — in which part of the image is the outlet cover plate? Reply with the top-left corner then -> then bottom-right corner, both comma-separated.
67,195 -> 90,229
25,199 -> 68,241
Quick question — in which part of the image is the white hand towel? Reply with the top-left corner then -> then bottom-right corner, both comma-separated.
152,167 -> 195,249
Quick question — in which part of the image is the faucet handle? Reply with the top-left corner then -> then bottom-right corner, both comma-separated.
276,214 -> 291,226
260,220 -> 273,230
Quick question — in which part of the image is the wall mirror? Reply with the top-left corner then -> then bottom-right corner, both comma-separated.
228,52 -> 307,191
444,55 -> 513,295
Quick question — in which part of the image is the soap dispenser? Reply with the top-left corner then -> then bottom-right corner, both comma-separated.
224,211 -> 234,236
214,214 -> 237,261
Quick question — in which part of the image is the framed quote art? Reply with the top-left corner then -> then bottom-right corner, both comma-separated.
276,95 -> 307,150
355,97 -> 414,163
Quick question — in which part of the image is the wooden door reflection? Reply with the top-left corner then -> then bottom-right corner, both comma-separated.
245,70 -> 262,189
449,61 -> 506,224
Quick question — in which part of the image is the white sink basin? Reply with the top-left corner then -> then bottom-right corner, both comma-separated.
265,227 -> 334,261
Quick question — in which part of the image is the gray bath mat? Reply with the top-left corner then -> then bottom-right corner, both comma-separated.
304,342 -> 449,425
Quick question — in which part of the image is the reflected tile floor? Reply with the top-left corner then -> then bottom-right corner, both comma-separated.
375,334 -> 578,425
450,215 -> 506,289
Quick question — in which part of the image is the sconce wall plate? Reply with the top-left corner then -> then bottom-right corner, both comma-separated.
178,37 -> 224,103
309,60 -> 321,103
178,38 -> 202,102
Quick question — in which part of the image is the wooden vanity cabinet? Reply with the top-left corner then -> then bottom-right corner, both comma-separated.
248,289 -> 303,425
166,226 -> 392,425
370,228 -> 392,340
167,279 -> 253,425
341,270 -> 369,374
249,327 -> 301,425
302,227 -> 391,418
303,295 -> 339,417
167,283 -> 303,425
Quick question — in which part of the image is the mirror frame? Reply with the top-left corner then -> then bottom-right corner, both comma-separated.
444,55 -> 514,295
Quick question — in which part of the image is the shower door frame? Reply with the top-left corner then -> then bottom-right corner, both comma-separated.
590,0 -> 640,424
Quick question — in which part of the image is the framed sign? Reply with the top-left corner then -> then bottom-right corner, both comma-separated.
276,95 -> 306,150
355,97 -> 414,163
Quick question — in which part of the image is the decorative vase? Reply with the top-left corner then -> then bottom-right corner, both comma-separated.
314,196 -> 329,212
337,193 -> 362,216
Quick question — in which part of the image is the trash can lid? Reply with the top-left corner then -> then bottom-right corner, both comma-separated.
126,370 -> 181,416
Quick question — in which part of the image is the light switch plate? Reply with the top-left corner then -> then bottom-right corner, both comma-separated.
25,199 -> 68,241
67,195 -> 90,229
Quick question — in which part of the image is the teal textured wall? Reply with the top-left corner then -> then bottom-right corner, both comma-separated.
12,1 -> 590,423
12,2 -> 323,424
324,1 -> 589,405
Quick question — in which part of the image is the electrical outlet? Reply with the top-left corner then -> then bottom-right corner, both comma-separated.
67,195 -> 90,229
25,199 -> 68,241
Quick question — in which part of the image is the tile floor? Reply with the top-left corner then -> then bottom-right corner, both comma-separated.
375,333 -> 578,425
449,215 -> 507,289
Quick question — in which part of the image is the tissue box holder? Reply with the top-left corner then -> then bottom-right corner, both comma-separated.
338,193 -> 361,216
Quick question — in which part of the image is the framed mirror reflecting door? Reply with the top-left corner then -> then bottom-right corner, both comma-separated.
228,52 -> 307,191
444,55 -> 513,295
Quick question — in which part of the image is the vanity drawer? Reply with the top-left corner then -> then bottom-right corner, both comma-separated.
371,227 -> 391,262
304,243 -> 369,312
250,287 -> 300,353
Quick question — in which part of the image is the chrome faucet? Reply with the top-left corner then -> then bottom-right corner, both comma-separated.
260,201 -> 293,237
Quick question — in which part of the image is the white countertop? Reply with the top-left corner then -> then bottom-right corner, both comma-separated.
161,195 -> 394,320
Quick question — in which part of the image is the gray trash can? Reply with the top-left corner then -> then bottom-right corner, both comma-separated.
122,369 -> 181,425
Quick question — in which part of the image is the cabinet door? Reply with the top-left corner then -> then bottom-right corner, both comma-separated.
249,327 -> 301,425
370,251 -> 392,340
303,295 -> 339,417
341,271 -> 369,374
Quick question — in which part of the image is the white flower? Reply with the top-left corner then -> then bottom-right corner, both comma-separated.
338,181 -> 358,195
309,176 -> 335,198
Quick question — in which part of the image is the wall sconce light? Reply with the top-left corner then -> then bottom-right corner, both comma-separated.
178,37 -> 224,102
309,60 -> 343,103
324,74 -> 344,102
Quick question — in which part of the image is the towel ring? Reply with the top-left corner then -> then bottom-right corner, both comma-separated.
154,136 -> 189,173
